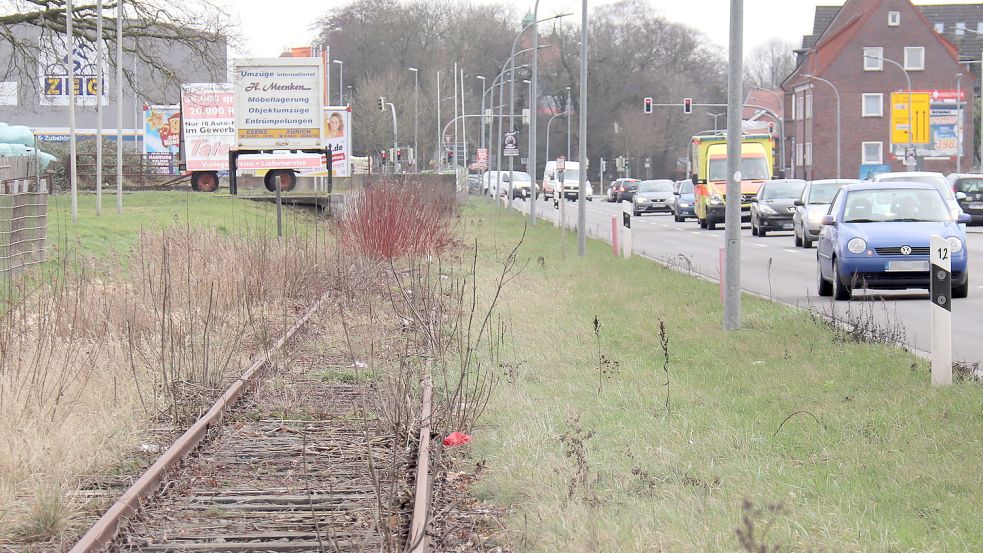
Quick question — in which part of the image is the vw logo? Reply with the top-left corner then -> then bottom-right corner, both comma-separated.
900,245 -> 912,256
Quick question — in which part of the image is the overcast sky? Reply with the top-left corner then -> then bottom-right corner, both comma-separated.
219,0 -> 975,59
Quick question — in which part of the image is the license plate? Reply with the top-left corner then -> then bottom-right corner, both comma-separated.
886,260 -> 929,272
969,202 -> 983,209
782,223 -> 794,230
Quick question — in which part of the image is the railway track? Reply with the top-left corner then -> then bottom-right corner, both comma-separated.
66,297 -> 429,553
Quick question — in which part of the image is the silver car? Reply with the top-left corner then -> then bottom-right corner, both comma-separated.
792,179 -> 858,248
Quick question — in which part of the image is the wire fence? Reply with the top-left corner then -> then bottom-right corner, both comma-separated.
1,157 -> 48,288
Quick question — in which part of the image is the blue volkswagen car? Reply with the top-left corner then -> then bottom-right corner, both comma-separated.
816,182 -> 971,300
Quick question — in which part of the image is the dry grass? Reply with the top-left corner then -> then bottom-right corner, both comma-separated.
0,216 -> 334,543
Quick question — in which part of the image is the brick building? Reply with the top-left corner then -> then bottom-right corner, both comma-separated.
782,0 -> 977,180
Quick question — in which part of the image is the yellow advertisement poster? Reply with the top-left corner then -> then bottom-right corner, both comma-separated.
891,92 -> 930,144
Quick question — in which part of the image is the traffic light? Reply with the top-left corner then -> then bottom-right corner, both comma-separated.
396,148 -> 402,161
378,96 -> 386,111
682,97 -> 693,114
380,150 -> 387,162
643,97 -> 653,114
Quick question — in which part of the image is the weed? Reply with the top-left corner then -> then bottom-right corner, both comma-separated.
592,316 -> 619,394
735,498 -> 785,553
659,318 -> 670,416
559,415 -> 598,506
953,361 -> 982,382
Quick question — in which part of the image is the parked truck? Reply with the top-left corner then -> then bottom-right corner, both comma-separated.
690,133 -> 774,230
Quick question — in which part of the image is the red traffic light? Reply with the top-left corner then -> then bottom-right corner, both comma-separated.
683,98 -> 693,114
643,97 -> 653,114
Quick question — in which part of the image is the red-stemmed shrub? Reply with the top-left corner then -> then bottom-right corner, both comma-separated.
336,180 -> 456,260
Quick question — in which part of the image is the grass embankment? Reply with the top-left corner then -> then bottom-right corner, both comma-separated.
45,191 -> 284,265
464,200 -> 982,551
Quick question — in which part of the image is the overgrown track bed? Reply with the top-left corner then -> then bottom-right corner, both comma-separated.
108,331 -> 412,551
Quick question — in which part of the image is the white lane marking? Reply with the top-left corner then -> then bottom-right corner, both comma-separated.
673,227 -> 685,231
753,243 -> 769,248
782,249 -> 800,254
691,231 -> 702,235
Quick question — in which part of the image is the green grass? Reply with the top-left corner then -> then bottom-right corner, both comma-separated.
45,191 -> 289,264
464,200 -> 983,552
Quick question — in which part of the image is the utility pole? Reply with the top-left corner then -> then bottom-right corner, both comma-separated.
724,0 -> 743,330
436,70 -> 441,170
409,67 -> 418,171
567,86 -> 572,161
461,67 -> 467,174
95,0 -> 104,215
529,0 -> 541,225
115,0 -> 123,213
577,0 -> 588,256
67,0 -> 78,223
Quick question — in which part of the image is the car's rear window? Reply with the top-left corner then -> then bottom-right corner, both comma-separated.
762,181 -> 805,200
677,181 -> 694,194
638,181 -> 674,193
954,178 -> 983,193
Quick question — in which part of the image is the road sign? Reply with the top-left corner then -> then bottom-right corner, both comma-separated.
557,155 -> 565,171
503,132 -> 519,157
891,92 -> 931,144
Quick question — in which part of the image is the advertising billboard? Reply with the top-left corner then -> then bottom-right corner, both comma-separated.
144,105 -> 180,175
306,107 -> 351,177
233,58 -> 325,150
181,83 -> 236,171
38,32 -> 108,107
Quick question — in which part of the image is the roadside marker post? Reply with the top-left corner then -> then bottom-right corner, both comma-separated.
611,217 -> 619,256
621,201 -> 632,259
930,235 -> 952,386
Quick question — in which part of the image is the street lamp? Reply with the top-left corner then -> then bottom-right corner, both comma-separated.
865,54 -> 913,171
332,60 -> 343,105
409,67 -> 419,170
802,74 -> 841,179
545,109 -> 568,167
707,112 -> 726,131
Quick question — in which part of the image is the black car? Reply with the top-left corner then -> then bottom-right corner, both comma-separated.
750,179 -> 807,237
632,179 -> 675,216
948,173 -> 983,224
607,178 -> 639,202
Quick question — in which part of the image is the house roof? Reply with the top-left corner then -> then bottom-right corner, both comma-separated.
802,2 -> 983,61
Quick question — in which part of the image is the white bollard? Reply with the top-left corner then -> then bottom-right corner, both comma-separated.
621,200 -> 632,259
930,234 -> 952,386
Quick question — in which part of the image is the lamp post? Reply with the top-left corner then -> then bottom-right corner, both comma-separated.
507,12 -> 571,217
409,67 -> 419,170
865,54 -> 913,171
566,86 -> 572,161
477,75 -> 486,164
332,60 -> 343,105
957,72 -> 964,172
545,110 -> 567,167
708,112 -> 725,131
802,74 -> 840,179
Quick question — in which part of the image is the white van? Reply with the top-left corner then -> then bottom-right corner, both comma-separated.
543,160 -> 592,201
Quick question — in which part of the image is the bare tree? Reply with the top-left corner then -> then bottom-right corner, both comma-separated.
0,0 -> 231,96
744,38 -> 797,90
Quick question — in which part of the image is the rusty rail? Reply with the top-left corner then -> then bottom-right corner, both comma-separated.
409,364 -> 434,552
69,292 -> 329,553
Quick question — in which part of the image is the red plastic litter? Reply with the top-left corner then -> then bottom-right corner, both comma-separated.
443,432 -> 472,446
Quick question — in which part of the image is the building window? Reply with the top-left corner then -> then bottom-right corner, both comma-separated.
935,22 -> 945,33
862,142 -> 883,164
805,143 -> 813,166
956,22 -> 966,35
864,47 -> 883,70
978,22 -> 983,33
888,11 -> 900,26
805,92 -> 813,119
904,47 -> 925,70
796,143 -> 804,167
795,94 -> 804,121
862,93 -> 883,117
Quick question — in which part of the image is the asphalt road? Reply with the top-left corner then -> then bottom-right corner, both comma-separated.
506,195 -> 983,365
